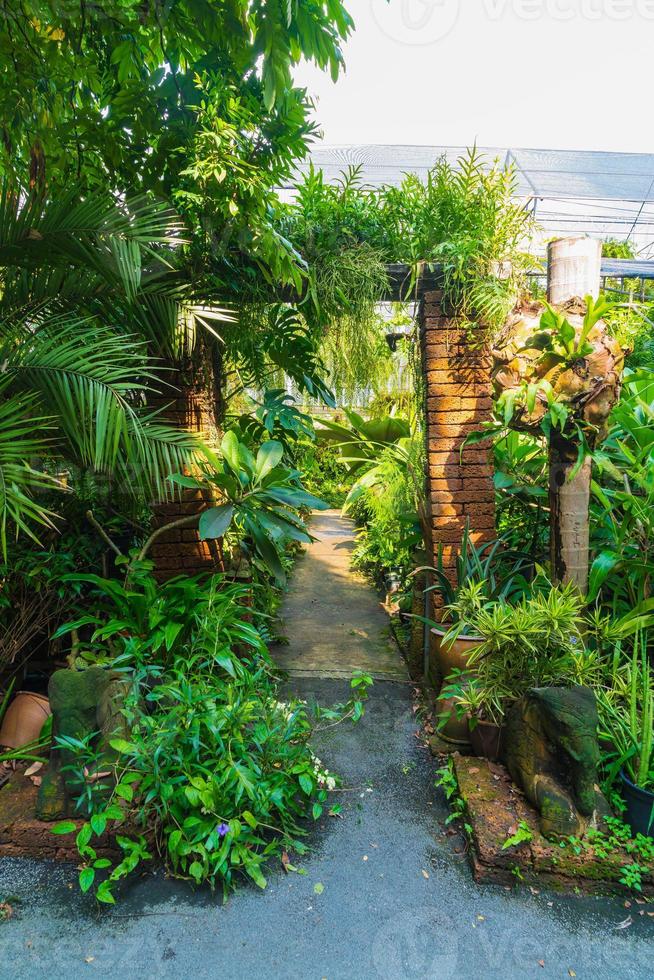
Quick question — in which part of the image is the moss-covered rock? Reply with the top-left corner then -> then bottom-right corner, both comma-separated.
36,667 -> 130,821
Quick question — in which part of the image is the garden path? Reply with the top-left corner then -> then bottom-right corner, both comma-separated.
0,516 -> 648,979
1,677 -> 649,979
271,510 -> 408,681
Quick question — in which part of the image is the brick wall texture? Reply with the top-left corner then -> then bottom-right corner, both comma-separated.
419,289 -> 496,582
149,372 -> 223,581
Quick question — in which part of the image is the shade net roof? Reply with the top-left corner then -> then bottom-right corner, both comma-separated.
289,145 -> 654,258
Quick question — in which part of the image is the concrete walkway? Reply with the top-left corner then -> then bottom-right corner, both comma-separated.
0,679 -> 650,979
272,510 -> 408,681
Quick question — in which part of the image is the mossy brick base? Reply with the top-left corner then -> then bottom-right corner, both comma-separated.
452,754 -> 654,896
0,773 -> 121,862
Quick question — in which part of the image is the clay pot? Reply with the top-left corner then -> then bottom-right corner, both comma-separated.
430,626 -> 482,679
436,692 -> 472,746
430,626 -> 482,748
469,718 -> 505,761
0,691 -> 51,749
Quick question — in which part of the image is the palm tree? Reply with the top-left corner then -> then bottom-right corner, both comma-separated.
0,187 -> 218,553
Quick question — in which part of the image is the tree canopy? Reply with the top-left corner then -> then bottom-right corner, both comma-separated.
0,1 -> 354,286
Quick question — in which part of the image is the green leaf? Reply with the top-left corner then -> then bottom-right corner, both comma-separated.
79,867 -> 96,893
168,473 -> 202,489
109,738 -> 136,755
255,440 -> 284,480
115,782 -> 134,802
588,550 -> 620,601
90,814 -> 107,836
104,804 -> 124,821
95,881 -> 116,905
558,317 -> 576,352
51,820 -> 77,835
299,773 -> 313,795
189,861 -> 204,883
199,503 -> 234,540
220,430 -> 241,473
76,823 -> 93,851
245,862 -> 267,889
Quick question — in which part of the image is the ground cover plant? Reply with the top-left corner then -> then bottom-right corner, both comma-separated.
51,565 -> 372,903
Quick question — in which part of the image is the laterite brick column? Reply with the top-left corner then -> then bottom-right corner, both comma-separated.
149,372 -> 223,581
419,289 -> 495,584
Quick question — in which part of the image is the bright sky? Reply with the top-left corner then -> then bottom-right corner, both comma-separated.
293,0 -> 654,152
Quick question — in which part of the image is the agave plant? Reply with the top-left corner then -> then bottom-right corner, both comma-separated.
416,524 -> 533,621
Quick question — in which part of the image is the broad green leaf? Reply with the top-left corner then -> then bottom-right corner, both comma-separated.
79,867 -> 96,893
298,773 -> 313,795
90,814 -> 107,836
587,550 -> 620,601
95,882 -> 116,905
199,503 -> 234,540
110,738 -> 136,755
220,430 -> 241,473
255,440 -> 284,480
51,820 -> 77,835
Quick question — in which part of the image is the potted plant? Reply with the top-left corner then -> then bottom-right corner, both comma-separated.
438,581 -> 597,755
439,674 -> 506,761
417,526 -> 532,686
597,631 -> 654,837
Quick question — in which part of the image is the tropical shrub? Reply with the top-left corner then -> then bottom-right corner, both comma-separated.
51,573 -> 371,902
177,430 -> 328,585
493,432 -> 548,558
0,1 -> 354,296
418,527 -> 533,629
596,629 -> 654,794
316,409 -> 427,584
441,583 -> 600,725
591,369 -> 654,611
469,295 -> 625,593
297,441 -> 355,509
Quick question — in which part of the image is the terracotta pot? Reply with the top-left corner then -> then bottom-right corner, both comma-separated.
0,691 -> 51,749
430,626 -> 482,679
436,692 -> 472,746
469,718 -> 505,761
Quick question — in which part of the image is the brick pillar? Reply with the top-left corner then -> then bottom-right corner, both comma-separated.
149,368 -> 223,581
419,289 -> 495,583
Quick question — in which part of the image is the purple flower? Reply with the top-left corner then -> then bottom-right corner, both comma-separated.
217,822 -> 230,837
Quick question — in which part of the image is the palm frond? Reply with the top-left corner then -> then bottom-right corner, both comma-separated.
0,387 -> 61,555
8,317 -> 155,472
119,412 -> 208,503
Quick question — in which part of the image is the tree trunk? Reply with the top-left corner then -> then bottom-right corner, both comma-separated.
546,238 -> 601,592
548,434 -> 591,594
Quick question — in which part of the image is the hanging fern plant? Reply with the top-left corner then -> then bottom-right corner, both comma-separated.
280,147 -> 536,381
